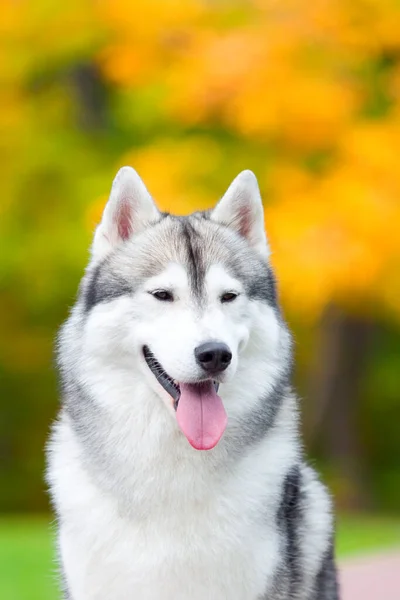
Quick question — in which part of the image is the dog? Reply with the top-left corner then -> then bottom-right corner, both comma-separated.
46,167 -> 339,599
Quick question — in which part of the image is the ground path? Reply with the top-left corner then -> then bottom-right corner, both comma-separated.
340,551 -> 400,599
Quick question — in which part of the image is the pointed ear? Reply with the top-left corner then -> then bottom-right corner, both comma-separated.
92,166 -> 160,259
210,170 -> 269,258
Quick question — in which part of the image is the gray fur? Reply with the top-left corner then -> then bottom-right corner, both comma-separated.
227,380 -> 291,455
47,169 -> 338,600
81,213 -> 279,314
83,259 -> 132,312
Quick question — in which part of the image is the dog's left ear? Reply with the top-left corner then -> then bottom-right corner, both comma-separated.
211,170 -> 269,258
92,166 -> 160,259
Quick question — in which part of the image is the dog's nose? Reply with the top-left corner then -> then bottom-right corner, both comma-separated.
195,341 -> 232,374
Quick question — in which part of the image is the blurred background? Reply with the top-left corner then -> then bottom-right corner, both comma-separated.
1,1 -> 399,598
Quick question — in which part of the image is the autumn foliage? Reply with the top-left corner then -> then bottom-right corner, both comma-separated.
1,1 -> 400,510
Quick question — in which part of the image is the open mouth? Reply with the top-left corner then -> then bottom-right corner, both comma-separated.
142,345 -> 226,451
142,346 -> 219,410
143,346 -> 181,407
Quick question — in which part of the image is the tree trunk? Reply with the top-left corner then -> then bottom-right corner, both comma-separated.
307,305 -> 373,511
70,63 -> 107,130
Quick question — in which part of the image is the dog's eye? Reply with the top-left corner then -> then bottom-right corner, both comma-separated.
150,290 -> 174,302
221,292 -> 238,303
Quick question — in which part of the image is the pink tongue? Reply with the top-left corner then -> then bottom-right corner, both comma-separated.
176,381 -> 227,450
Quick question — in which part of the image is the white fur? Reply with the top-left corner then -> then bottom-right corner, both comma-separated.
49,403 -> 299,599
48,289 -> 297,599
47,169 -> 334,599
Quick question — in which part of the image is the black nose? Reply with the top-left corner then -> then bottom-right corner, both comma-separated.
195,341 -> 232,373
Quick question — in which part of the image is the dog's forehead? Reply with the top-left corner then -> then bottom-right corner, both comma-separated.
110,212 -> 274,304
127,214 -> 235,281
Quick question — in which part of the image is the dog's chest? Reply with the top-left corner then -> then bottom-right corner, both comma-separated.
65,501 -> 278,600
56,435 -> 281,600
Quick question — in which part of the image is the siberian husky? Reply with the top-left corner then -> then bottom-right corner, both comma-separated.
47,167 -> 339,599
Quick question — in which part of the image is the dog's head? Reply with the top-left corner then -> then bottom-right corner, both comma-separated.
77,167 -> 287,450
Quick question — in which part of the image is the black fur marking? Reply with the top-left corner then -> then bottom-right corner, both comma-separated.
84,260 -> 131,312
312,539 -> 339,599
180,220 -> 204,298
277,465 -> 302,595
84,261 -> 103,312
186,210 -> 279,309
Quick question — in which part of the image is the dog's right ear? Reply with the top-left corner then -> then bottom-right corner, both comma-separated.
92,167 -> 160,259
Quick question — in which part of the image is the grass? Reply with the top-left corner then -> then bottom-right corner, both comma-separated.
336,514 -> 400,558
0,515 -> 399,599
0,518 -> 58,600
